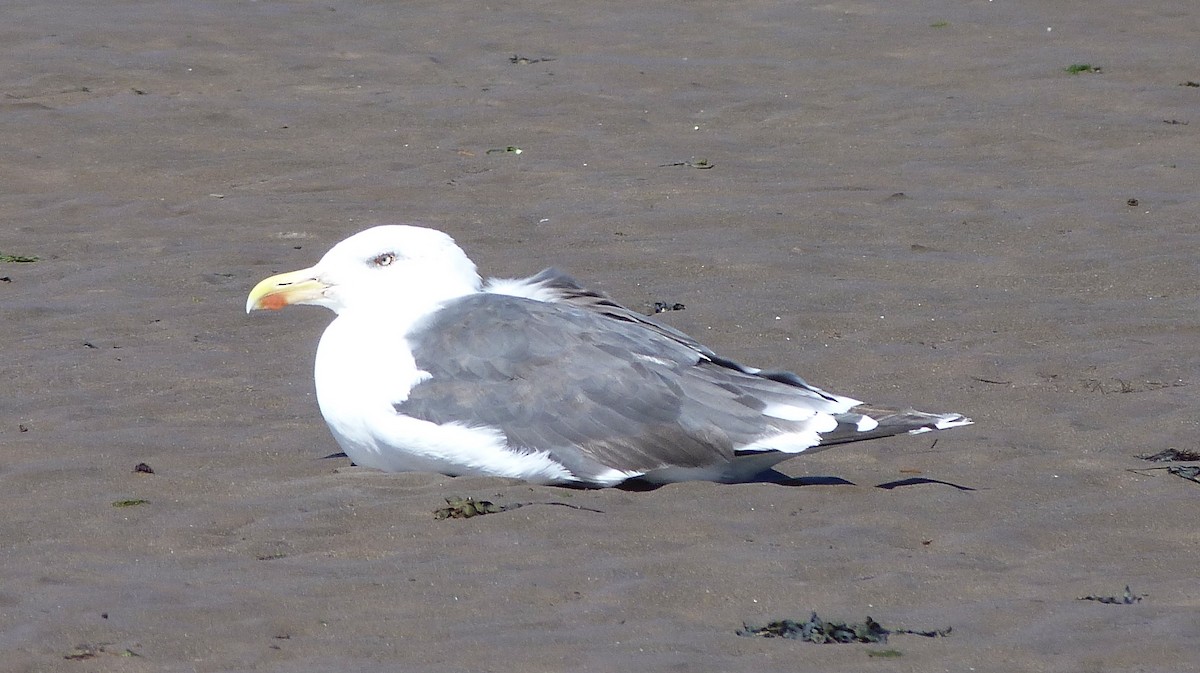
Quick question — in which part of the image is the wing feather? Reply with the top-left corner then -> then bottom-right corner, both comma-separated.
399,293 -> 824,479
398,287 -> 970,484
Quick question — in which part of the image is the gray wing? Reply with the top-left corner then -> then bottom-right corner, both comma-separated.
528,269 -> 970,445
398,293 -> 844,482
522,268 -> 842,397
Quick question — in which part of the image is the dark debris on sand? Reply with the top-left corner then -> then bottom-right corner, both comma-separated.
434,496 -> 504,519
1139,448 -> 1200,462
433,496 -> 605,520
737,612 -> 950,644
1166,465 -> 1200,484
651,301 -> 686,314
1132,449 -> 1200,486
0,252 -> 39,263
1079,586 -> 1145,605
63,643 -> 141,660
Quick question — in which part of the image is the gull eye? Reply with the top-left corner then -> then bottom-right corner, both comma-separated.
370,252 -> 396,268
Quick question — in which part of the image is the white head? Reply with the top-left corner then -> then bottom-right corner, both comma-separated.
246,225 -> 482,317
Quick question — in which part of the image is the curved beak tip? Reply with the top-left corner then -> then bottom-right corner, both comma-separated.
246,269 -> 326,314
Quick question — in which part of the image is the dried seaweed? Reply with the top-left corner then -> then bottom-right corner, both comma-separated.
1080,378 -> 1186,394
64,643 -> 141,660
737,612 -> 950,644
659,158 -> 713,169
112,499 -> 149,508
509,55 -> 555,65
1139,448 -> 1200,462
1079,585 -> 1144,605
433,496 -> 604,520
1167,465 -> 1200,484
0,252 -> 39,263
434,496 -> 503,519
1129,462 -> 1200,486
652,301 -> 686,314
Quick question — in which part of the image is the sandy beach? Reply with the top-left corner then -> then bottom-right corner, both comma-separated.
3,1 -> 1198,670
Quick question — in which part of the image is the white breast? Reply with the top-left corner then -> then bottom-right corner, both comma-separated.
313,313 -> 576,483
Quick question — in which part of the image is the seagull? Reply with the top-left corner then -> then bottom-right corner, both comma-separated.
246,225 -> 971,487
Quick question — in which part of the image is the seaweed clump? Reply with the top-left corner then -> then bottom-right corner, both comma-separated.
737,612 -> 950,644
433,496 -> 504,519
1079,586 -> 1145,605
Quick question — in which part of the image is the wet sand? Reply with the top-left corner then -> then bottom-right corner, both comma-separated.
3,1 -> 1199,671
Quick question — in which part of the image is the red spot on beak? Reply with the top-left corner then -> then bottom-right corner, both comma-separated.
260,293 -> 289,311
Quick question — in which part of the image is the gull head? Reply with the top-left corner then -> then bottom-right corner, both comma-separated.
246,225 -> 482,316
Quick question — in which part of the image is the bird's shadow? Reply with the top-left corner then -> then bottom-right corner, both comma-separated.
321,453 -> 975,492
619,470 -> 976,492
874,476 -> 976,491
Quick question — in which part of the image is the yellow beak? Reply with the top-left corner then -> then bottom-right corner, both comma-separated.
245,268 -> 329,313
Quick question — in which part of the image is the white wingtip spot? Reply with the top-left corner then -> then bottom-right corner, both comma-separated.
934,415 -> 973,430
856,415 -> 879,432
907,414 -> 973,435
